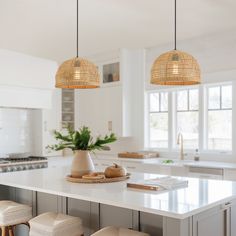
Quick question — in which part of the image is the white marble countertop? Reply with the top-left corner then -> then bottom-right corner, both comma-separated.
0,166 -> 236,219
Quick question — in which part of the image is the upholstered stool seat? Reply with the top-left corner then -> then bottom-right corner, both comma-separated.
0,200 -> 32,236
91,226 -> 149,236
29,212 -> 83,236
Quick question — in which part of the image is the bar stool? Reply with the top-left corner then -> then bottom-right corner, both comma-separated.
29,212 -> 84,236
91,226 -> 150,236
0,200 -> 32,236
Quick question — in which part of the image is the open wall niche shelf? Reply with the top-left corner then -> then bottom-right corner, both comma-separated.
61,89 -> 75,129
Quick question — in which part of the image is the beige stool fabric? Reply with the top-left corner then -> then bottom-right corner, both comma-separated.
0,201 -> 32,226
91,226 -> 149,236
29,212 -> 83,236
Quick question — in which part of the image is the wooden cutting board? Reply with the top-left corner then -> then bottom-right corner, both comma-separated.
118,152 -> 158,159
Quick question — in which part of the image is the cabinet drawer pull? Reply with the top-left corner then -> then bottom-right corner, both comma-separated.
101,164 -> 110,167
126,166 -> 136,169
221,202 -> 232,209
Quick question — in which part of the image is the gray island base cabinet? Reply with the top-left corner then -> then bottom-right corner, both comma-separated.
0,185 -> 235,236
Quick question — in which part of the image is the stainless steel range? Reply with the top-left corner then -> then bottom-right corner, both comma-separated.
0,156 -> 48,173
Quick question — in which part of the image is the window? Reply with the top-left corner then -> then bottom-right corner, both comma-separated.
149,92 -> 168,148
206,85 -> 232,151
147,82 -> 233,153
176,89 -> 199,149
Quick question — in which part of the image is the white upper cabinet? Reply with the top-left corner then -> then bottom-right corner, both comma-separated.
76,49 -> 145,140
77,86 -> 123,136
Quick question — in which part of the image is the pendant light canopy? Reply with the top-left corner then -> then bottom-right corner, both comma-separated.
55,0 -> 100,89
151,0 -> 201,86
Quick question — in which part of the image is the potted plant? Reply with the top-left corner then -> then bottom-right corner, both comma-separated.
47,126 -> 117,178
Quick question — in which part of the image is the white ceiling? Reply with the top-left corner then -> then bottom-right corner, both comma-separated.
0,0 -> 235,62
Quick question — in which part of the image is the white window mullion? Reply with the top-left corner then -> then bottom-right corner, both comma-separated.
198,85 -> 204,152
205,83 -> 232,152
168,92 -> 173,151
172,91 -> 178,150
203,86 -> 209,151
144,92 -> 150,148
232,81 -> 236,156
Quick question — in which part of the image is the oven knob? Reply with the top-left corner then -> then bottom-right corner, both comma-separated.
43,163 -> 48,168
7,167 -> 13,172
13,166 -> 18,171
17,166 -> 22,171
24,165 -> 29,170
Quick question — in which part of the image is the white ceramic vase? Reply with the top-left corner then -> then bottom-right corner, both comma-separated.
71,150 -> 95,178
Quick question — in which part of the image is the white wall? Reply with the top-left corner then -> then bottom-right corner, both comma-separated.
0,49 -> 57,89
0,49 -> 59,109
42,89 -> 62,156
31,89 -> 62,157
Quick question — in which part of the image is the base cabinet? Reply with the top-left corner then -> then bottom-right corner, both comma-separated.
68,199 -> 99,235
99,204 -> 133,229
140,212 -> 163,236
230,200 -> 236,236
193,205 -> 228,236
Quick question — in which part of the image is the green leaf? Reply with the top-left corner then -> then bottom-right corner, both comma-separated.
47,126 -> 117,152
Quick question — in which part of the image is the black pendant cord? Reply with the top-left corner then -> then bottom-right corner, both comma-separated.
174,0 -> 177,50
76,0 -> 79,57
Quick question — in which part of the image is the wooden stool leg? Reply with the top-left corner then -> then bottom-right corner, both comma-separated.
8,226 -> 14,236
1,226 -> 7,236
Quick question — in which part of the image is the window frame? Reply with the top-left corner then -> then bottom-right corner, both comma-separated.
203,83 -> 233,153
146,82 -> 233,155
173,88 -> 199,150
147,91 -> 169,150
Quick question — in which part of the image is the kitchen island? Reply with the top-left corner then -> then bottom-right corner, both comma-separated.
0,167 -> 236,236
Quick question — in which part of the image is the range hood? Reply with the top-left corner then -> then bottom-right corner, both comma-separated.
0,86 -> 52,109
0,49 -> 57,109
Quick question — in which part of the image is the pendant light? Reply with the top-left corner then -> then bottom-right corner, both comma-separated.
151,0 -> 201,85
55,0 -> 100,89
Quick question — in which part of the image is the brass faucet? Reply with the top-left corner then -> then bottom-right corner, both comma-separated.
177,133 -> 184,160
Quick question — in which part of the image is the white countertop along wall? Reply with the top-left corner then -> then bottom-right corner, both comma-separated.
48,155 -> 236,170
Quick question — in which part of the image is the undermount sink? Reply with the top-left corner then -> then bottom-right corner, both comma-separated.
159,158 -> 195,166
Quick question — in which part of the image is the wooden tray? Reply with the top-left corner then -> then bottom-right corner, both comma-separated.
66,172 -> 130,184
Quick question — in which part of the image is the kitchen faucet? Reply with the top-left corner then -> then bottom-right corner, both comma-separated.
177,133 -> 184,160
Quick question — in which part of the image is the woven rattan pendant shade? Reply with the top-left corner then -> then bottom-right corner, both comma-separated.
55,0 -> 100,89
150,0 -> 201,86
56,57 -> 100,89
151,50 -> 201,85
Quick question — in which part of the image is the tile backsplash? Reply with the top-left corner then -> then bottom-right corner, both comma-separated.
0,108 -> 34,155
